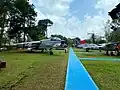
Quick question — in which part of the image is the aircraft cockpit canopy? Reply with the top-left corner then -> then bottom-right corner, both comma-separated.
50,37 -> 61,41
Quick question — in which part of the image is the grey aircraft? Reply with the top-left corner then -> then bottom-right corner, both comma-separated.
16,37 -> 66,54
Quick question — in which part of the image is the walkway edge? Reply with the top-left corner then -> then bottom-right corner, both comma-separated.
64,48 -> 99,90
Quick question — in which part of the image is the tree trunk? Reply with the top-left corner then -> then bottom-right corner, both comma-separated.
23,16 -> 26,42
0,28 -> 4,48
24,32 -> 25,42
23,16 -> 26,49
0,13 -> 5,48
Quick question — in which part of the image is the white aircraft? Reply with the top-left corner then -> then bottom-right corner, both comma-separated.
15,37 -> 66,54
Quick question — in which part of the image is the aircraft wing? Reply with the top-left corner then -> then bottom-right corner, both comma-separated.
16,41 -> 41,45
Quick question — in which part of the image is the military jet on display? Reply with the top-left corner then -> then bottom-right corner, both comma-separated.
104,42 -> 120,56
16,37 -> 66,55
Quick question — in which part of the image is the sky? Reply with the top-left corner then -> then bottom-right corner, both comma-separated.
29,0 -> 120,39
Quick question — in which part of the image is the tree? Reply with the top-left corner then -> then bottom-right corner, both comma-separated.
73,37 -> 81,47
15,0 -> 37,42
88,33 -> 96,44
28,19 -> 53,41
51,34 -> 66,40
51,34 -> 68,45
91,33 -> 96,44
104,22 -> 120,42
110,30 -> 120,42
38,19 -> 53,38
86,39 -> 91,43
0,0 -> 53,45
0,0 -> 13,47
51,34 -> 67,41
7,5 -> 23,42
103,20 -> 111,42
7,0 -> 37,43
104,19 -> 120,42
67,38 -> 73,46
27,26 -> 40,41
96,36 -> 106,44
25,4 -> 37,40
107,3 -> 120,42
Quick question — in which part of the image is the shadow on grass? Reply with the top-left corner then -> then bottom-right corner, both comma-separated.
1,50 -> 66,57
5,50 -> 49,54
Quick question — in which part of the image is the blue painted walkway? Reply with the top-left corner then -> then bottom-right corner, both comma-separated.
65,48 -> 99,90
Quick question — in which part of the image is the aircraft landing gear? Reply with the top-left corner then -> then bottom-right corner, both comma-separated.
65,48 -> 68,53
40,49 -> 44,53
106,51 -> 109,55
115,49 -> 119,56
99,47 -> 102,52
86,48 -> 90,52
50,51 -> 53,55
110,52 -> 114,56
49,48 -> 53,55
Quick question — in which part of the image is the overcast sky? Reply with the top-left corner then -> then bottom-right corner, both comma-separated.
29,0 -> 120,39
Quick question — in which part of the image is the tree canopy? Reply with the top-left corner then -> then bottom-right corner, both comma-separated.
105,3 -> 120,42
0,0 -> 53,47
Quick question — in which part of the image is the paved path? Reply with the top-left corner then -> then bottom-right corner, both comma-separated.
65,48 -> 99,90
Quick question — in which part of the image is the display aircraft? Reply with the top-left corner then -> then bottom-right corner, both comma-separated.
15,37 -> 67,55
104,42 -> 120,56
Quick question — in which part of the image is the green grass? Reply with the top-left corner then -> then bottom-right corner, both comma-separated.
0,51 -> 67,90
1,48 -> 120,90
74,48 -> 120,90
82,60 -> 120,90
74,48 -> 120,58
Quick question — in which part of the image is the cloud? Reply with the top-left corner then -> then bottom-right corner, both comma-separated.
30,0 -> 78,38
30,0 -> 120,39
80,0 -> 120,39
95,0 -> 120,11
31,0 -> 73,16
95,0 -> 120,20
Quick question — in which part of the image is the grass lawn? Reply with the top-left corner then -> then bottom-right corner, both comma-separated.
0,50 -> 67,90
74,48 -> 120,90
1,48 -> 120,90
